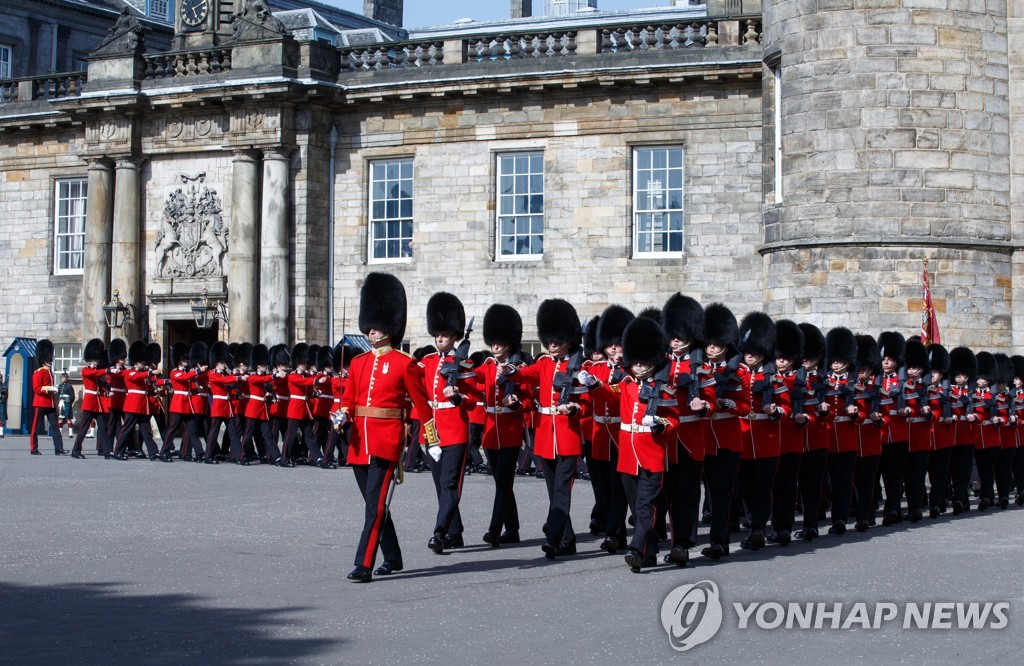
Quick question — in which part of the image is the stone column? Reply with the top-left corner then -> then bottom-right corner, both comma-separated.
229,150 -> 261,342
82,158 -> 113,343
111,157 -> 143,341
260,148 -> 291,345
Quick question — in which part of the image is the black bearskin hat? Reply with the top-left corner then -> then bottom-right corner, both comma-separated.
146,342 -> 161,367
83,338 -> 106,364
209,341 -> 231,367
738,312 -> 775,359
927,344 -> 950,376
774,320 -> 804,363
308,345 -> 321,369
171,341 -> 189,366
291,343 -> 310,367
825,327 -> 857,370
108,338 -> 128,364
596,305 -> 635,352
333,344 -> 356,372
877,331 -> 906,366
537,299 -> 583,348
413,345 -> 436,362
622,316 -> 669,371
583,316 -> 600,358
470,351 -> 491,368
905,340 -> 930,373
799,323 -> 825,363
1011,355 -> 1024,382
483,304 -> 523,352
856,335 -> 880,375
227,343 -> 239,367
251,343 -> 270,369
236,343 -> 253,368
35,339 -> 54,366
662,293 -> 704,346
358,272 -> 407,346
949,347 -> 977,383
976,351 -> 997,385
637,307 -> 662,322
704,303 -> 739,349
128,340 -> 147,366
270,343 -> 290,368
189,341 -> 209,368
316,345 -> 334,372
994,353 -> 1012,388
426,292 -> 466,339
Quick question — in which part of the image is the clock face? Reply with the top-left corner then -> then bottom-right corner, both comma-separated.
181,0 -> 209,28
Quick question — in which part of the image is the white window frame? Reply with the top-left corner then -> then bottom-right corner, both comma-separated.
632,146 -> 685,258
0,44 -> 12,79
773,65 -> 783,204
54,178 -> 88,275
495,152 -> 544,260
367,158 -> 414,264
52,343 -> 81,374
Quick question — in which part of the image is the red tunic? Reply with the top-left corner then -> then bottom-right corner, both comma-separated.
820,372 -> 860,455
996,391 -> 1016,449
105,367 -> 127,411
80,366 -> 107,413
512,354 -> 591,459
852,379 -> 883,457
950,383 -> 977,446
615,376 -> 679,475
667,353 -> 715,463
122,369 -> 153,416
801,369 -> 831,452
340,348 -> 428,464
1012,390 -> 1024,449
473,358 -> 529,450
702,360 -> 751,455
583,360 -> 622,461
312,372 -> 334,419
270,375 -> 289,419
190,372 -> 209,416
286,372 -> 317,421
878,373 -> 909,443
419,351 -> 479,447
169,368 -> 198,415
208,371 -> 241,419
245,373 -> 276,421
32,366 -> 57,409
779,371 -> 805,455
902,378 -> 934,453
928,384 -> 955,450
974,388 -> 1003,450
743,366 -> 791,460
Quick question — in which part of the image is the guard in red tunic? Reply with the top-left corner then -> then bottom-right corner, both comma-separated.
695,303 -> 750,561
1011,356 -> 1024,506
160,342 -> 191,458
738,312 -> 790,550
925,343 -> 953,517
662,293 -> 712,566
475,303 -> 530,547
877,331 -> 908,526
112,341 -> 167,461
324,344 -> 353,466
103,339 -> 128,452
420,292 -> 479,553
822,327 -> 859,535
853,335 -> 884,531
794,323 -> 828,541
71,338 -> 111,458
269,345 -> 292,466
584,304 -> 633,554
581,315 -> 602,533
232,343 -> 253,462
503,298 -> 591,559
770,320 -> 804,546
205,342 -> 243,464
993,353 -> 1016,509
311,346 -> 337,469
284,343 -> 327,466
948,347 -> 978,513
901,340 -> 934,522
611,315 -> 679,573
972,352 -> 1003,510
29,339 -> 63,455
243,344 -> 281,464
335,273 -> 430,583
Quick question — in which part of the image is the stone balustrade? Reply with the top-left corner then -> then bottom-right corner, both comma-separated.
143,49 -> 233,80
339,41 -> 445,71
467,31 -> 578,62
0,72 -> 87,105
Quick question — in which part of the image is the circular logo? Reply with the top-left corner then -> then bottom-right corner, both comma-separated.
195,116 -> 212,136
99,120 -> 116,139
660,580 -> 723,652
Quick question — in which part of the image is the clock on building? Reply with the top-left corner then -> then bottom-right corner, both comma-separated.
180,0 -> 210,28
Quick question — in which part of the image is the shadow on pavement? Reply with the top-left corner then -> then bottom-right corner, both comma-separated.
0,581 -> 342,664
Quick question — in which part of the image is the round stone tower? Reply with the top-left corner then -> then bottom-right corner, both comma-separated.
760,0 -> 1014,349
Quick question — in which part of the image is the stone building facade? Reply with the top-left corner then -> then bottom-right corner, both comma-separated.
0,0 -> 1020,365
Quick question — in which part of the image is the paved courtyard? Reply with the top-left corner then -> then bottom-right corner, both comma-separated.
1,435 -> 1021,664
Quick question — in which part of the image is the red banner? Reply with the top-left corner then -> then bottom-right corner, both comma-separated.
921,262 -> 940,346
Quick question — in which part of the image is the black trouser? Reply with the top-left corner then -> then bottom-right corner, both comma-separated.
232,415 -> 250,458
996,448 -> 1016,502
740,456 -> 778,533
1014,448 -> 1024,495
312,417 -> 331,461
484,447 -> 521,535
950,444 -> 975,509
854,455 -> 881,522
404,423 -> 425,470
160,412 -> 186,455
516,429 -> 536,473
667,446 -> 703,548
153,411 -> 167,443
105,408 -> 123,449
243,418 -> 280,461
325,426 -> 348,464
540,455 -> 577,548
592,454 -> 627,541
284,418 -> 318,462
799,448 -> 827,531
975,447 -> 998,504
622,470 -> 663,557
772,452 -> 802,534
905,450 -> 931,513
431,444 -> 468,536
880,440 -> 909,517
828,451 -> 856,525
353,460 -> 401,570
928,447 -> 953,509
468,423 -> 484,467
704,449 -> 741,547
115,413 -> 158,457
207,417 -> 242,461
180,413 -> 206,458
72,411 -> 110,456
585,441 -> 606,528
30,407 -> 63,453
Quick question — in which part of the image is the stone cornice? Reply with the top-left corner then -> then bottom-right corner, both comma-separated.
758,238 -> 1014,256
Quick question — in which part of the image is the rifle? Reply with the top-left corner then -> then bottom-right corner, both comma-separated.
497,350 -> 523,403
751,361 -> 777,413
439,317 -> 477,403
677,348 -> 705,404
639,364 -> 671,421
790,366 -> 807,416
713,354 -> 743,410
940,378 -> 952,420
870,373 -> 884,417
553,347 -> 587,407
897,366 -> 908,411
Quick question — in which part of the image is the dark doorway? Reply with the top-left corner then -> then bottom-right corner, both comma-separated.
164,320 -> 219,366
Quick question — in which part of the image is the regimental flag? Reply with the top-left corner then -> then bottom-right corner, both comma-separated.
921,260 -> 941,346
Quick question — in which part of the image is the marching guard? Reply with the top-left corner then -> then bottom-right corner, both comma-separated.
948,347 -> 978,513
71,338 -> 112,458
29,339 -> 64,455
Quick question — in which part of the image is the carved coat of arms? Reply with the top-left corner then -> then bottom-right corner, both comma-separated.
155,173 -> 228,278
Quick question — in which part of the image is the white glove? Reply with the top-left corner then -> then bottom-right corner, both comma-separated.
44,385 -> 57,392
577,370 -> 598,388
428,445 -> 442,462
642,415 -> 657,427
330,410 -> 348,427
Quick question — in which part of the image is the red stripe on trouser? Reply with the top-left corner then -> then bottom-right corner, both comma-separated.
363,464 -> 394,569
641,475 -> 664,557
455,446 -> 468,501
30,409 -> 43,450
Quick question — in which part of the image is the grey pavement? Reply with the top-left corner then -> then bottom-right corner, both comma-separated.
1,434 -> 1022,665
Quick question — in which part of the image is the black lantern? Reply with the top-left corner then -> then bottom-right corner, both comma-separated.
102,288 -> 150,341
190,287 -> 228,330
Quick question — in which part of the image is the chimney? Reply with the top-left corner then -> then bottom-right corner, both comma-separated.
364,0 -> 404,27
511,0 -> 533,18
